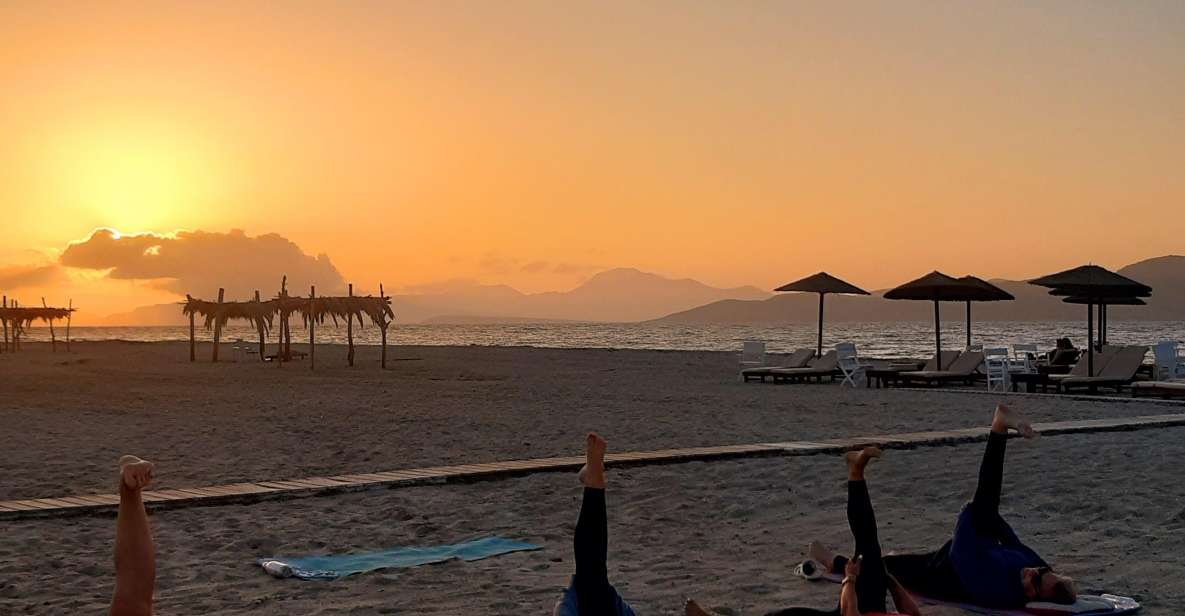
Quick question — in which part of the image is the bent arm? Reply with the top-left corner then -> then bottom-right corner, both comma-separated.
888,574 -> 923,616
840,578 -> 861,616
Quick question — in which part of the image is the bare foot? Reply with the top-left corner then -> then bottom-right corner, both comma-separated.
846,446 -> 882,481
808,540 -> 836,571
685,599 -> 717,616
578,433 -> 608,489
992,403 -> 1036,439
119,455 -> 154,491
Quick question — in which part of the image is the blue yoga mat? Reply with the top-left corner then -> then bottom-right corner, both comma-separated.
257,536 -> 541,580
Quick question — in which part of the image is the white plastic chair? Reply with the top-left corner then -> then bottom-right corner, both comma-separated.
984,347 -> 1010,392
741,341 -> 766,368
1010,343 -> 1039,374
1153,341 -> 1185,380
836,342 -> 869,388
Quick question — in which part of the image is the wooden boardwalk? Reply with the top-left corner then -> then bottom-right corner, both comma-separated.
4,413 -> 1184,521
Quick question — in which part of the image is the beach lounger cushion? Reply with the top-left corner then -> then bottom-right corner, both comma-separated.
1059,346 -> 1147,391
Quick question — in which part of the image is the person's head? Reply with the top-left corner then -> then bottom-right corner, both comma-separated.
1021,566 -> 1076,603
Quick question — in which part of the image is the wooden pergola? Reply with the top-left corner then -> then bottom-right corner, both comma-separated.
0,296 -> 75,353
182,277 -> 394,369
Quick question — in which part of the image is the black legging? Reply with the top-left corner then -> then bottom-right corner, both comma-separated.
970,431 -> 1007,531
767,481 -> 888,616
573,487 -> 620,615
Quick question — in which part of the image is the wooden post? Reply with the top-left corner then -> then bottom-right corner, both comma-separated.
965,300 -> 972,349
1086,300 -> 1094,377
255,290 -> 265,361
933,299 -> 942,369
347,283 -> 355,367
66,298 -> 72,352
309,285 -> 316,370
42,298 -> 57,352
12,299 -> 18,351
1,295 -> 7,353
212,288 -> 224,362
816,293 -> 824,358
186,294 -> 196,361
380,283 -> 388,370
281,276 -> 291,363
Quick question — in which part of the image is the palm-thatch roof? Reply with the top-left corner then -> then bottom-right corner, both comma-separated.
884,271 -> 982,301
182,293 -> 394,331
182,297 -> 275,333
297,295 -> 394,329
0,306 -> 76,327
1029,264 -> 1151,298
956,275 -> 1015,302
775,272 -> 869,295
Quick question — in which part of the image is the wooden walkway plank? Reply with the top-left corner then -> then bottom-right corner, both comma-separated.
4,413 -> 1184,521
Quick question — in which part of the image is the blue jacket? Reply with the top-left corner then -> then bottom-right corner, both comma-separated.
554,579 -> 636,616
948,504 -> 1047,608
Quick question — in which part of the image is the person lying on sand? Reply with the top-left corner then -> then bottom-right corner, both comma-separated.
808,403 -> 1076,609
110,455 -> 156,616
686,447 -> 922,616
552,433 -> 637,616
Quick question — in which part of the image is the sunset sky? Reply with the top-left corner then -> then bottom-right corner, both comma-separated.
2,1 -> 1183,319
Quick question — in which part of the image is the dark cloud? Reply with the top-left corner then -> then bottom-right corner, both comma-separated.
60,228 -> 345,299
0,264 -> 65,290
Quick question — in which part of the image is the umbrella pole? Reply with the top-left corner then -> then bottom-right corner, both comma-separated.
1094,303 -> 1104,345
934,300 -> 942,368
965,301 -> 972,349
1097,303 -> 1103,349
817,293 -> 824,358
1087,301 -> 1094,376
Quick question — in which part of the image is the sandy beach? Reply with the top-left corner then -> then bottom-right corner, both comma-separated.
2,341 -> 1184,614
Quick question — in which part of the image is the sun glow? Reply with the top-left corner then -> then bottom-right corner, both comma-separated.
37,118 -> 233,235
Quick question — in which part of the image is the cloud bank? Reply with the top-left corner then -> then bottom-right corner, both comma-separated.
0,264 -> 65,291
60,228 -> 345,299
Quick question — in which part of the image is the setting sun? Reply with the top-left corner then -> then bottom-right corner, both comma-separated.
35,118 -> 234,235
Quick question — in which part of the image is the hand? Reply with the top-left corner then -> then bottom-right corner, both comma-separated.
844,554 -> 862,579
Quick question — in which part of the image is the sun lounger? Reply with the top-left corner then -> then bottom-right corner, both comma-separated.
1047,347 -> 1119,382
1058,345 -> 1148,393
898,351 -> 985,387
922,350 -> 960,372
1131,380 -> 1185,399
741,348 -> 816,382
769,351 -> 839,383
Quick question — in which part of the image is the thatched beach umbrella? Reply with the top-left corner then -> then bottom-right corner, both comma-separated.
956,276 -> 1014,348
1030,265 -> 1151,376
775,272 -> 869,357
884,271 -> 999,365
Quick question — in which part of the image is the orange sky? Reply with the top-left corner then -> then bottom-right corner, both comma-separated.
2,1 -> 1183,318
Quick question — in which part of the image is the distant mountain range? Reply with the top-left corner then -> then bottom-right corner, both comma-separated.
92,268 -> 771,325
654,256 -> 1185,324
89,258 -> 1184,326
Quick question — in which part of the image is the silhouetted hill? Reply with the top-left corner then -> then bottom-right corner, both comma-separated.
655,256 -> 1185,323
94,303 -> 189,326
393,268 -> 770,323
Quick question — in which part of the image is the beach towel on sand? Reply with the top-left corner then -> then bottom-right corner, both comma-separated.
257,536 -> 540,580
795,560 -> 1140,616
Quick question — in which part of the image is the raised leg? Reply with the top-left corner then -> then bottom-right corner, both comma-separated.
572,433 -> 619,615
845,447 -> 888,614
972,404 -> 1034,526
111,456 -> 155,616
